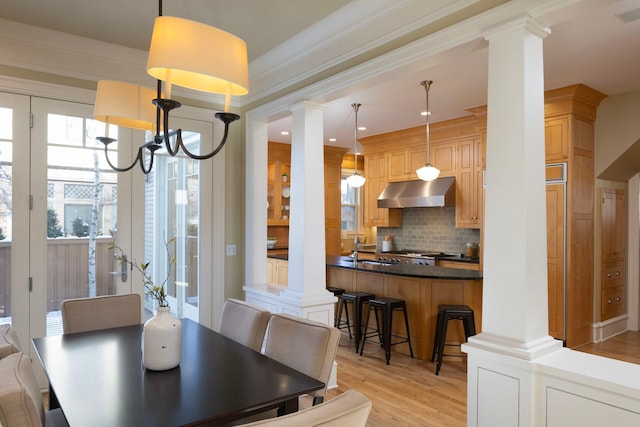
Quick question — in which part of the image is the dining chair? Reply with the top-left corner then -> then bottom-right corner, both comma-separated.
0,352 -> 69,426
61,293 -> 141,334
263,313 -> 341,406
218,299 -> 271,352
0,324 -> 23,359
237,390 -> 371,426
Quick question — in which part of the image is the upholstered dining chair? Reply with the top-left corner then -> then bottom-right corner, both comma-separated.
238,390 -> 372,427
61,293 -> 141,334
263,313 -> 341,406
218,299 -> 271,352
0,324 -> 23,359
0,352 -> 69,426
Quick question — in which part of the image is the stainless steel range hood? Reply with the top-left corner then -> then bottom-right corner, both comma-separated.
377,176 -> 455,208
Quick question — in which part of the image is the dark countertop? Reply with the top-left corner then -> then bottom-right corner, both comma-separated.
268,254 -> 482,280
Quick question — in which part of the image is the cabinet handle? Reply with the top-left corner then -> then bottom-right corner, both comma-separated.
616,271 -> 620,276
616,297 -> 621,302
607,272 -> 612,278
607,299 -> 613,304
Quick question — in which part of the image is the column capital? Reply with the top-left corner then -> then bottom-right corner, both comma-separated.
484,14 -> 550,41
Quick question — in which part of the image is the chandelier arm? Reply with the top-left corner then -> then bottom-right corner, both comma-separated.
138,148 -> 154,175
97,137 -> 141,173
160,108 -> 181,157
178,112 -> 240,160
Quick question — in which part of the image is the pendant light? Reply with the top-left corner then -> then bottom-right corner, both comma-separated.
345,103 -> 366,188
93,0 -> 248,174
416,80 -> 440,181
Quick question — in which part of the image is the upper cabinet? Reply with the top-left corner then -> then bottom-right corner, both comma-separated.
455,136 -> 483,228
388,146 -> 426,182
364,153 -> 402,227
266,142 -> 346,256
267,142 -> 292,227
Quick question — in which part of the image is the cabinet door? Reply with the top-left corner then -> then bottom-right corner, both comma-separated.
545,117 -> 569,161
388,147 -> 425,181
547,183 -> 565,340
601,188 -> 626,261
455,137 -> 482,228
430,141 -> 456,177
364,153 -> 401,227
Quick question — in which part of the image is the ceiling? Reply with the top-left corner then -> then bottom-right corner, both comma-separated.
1,0 -> 639,150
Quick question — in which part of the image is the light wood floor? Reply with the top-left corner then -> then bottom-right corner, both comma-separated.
323,331 -> 640,427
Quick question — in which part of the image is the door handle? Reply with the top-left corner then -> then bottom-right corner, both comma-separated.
110,253 -> 128,283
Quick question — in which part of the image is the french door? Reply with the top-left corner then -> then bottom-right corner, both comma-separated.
1,91 -> 221,386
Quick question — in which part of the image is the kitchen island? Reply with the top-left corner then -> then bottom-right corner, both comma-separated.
325,255 -> 483,361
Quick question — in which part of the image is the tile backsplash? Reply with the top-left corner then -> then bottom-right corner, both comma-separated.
377,207 -> 480,254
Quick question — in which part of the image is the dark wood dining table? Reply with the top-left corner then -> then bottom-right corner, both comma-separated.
32,318 -> 324,426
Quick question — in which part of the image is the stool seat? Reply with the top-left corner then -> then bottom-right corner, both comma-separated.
327,287 -> 345,296
359,297 -> 413,365
327,287 -> 346,327
338,292 -> 375,352
431,304 -> 476,375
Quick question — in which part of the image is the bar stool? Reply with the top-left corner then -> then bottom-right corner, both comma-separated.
359,297 -> 413,365
327,287 -> 345,327
338,291 -> 375,352
431,304 -> 476,375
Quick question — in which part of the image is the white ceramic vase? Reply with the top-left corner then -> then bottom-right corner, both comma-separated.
142,306 -> 182,371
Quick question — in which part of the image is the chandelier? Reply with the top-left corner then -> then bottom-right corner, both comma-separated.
345,103 -> 366,188
416,80 -> 440,181
93,0 -> 249,174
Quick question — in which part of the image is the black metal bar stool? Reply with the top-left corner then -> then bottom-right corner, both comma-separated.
327,287 -> 345,327
359,297 -> 413,365
431,304 -> 476,375
338,291 -> 375,352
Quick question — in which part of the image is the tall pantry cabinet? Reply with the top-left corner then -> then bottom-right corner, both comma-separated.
543,84 -> 606,347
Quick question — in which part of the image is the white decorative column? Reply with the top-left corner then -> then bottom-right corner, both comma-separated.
280,101 -> 336,322
244,101 -> 336,323
462,16 -> 562,426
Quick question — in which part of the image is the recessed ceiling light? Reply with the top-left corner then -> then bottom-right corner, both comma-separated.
281,131 -> 289,135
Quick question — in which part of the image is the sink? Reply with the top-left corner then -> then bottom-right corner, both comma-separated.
360,260 -> 394,266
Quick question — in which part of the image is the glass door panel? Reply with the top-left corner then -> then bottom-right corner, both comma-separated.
31,98 -> 126,336
143,119 -> 213,323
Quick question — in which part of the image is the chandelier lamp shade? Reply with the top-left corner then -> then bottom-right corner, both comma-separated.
416,80 -> 440,182
93,0 -> 249,175
345,103 -> 366,188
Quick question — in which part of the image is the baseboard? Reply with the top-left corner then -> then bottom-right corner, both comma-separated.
592,315 -> 628,342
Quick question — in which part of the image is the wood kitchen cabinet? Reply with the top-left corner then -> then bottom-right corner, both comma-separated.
325,146 -> 348,256
455,136 -> 483,228
363,153 -> 402,227
429,140 -> 457,177
388,146 -> 426,182
267,142 -> 291,227
266,258 -> 288,286
599,188 -> 626,321
267,142 -> 346,256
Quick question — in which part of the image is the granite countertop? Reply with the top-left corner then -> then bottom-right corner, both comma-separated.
268,254 -> 482,280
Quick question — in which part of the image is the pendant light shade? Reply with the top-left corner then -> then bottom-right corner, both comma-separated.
147,16 -> 249,101
346,172 -> 366,188
417,80 -> 440,181
94,80 -> 156,131
347,103 -> 366,188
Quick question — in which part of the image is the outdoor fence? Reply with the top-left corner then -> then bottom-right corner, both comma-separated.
0,237 -> 116,315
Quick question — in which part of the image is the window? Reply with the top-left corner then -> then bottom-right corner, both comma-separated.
341,173 -> 361,233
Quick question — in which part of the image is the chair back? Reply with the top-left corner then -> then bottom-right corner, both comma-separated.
263,313 -> 341,401
218,299 -> 271,351
238,390 -> 371,426
61,294 -> 141,334
0,324 -> 23,359
0,352 -> 45,426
